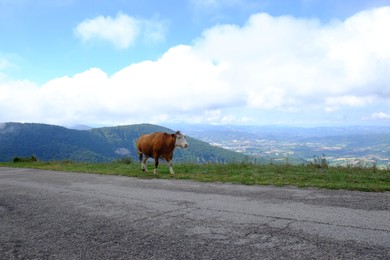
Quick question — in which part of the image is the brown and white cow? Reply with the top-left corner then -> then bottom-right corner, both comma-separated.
136,131 -> 189,175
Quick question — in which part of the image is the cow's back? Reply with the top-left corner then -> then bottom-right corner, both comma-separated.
137,132 -> 172,158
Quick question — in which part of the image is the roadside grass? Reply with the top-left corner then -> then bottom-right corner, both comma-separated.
1,161 -> 389,192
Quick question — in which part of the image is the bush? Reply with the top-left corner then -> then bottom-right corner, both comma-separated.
115,157 -> 133,164
310,154 -> 328,169
12,155 -> 38,163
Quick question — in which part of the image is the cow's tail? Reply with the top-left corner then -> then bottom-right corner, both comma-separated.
136,139 -> 142,162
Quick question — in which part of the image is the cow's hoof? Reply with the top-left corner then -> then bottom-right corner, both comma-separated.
153,169 -> 158,175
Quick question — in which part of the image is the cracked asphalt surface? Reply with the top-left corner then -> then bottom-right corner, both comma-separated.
1,167 -> 389,259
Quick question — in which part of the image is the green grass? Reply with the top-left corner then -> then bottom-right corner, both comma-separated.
1,161 -> 389,192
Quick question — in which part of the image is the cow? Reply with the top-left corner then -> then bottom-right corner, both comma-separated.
136,131 -> 189,175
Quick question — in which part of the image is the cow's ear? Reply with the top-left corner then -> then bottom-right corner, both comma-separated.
171,133 -> 176,138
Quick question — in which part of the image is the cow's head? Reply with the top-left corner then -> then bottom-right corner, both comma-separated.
173,131 -> 189,148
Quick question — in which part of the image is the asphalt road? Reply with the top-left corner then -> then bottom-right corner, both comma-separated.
1,167 -> 389,259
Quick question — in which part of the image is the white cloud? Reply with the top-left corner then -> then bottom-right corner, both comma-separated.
247,87 -> 290,110
0,58 -> 9,69
195,8 -> 390,104
142,18 -> 168,43
1,7 -> 390,126
370,112 -> 390,120
74,13 -> 167,49
0,46 -> 238,125
0,56 -> 13,80
325,95 -> 375,112
0,80 -> 42,121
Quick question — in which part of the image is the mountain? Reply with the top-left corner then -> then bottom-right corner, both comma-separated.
3,122 -> 387,167
0,122 -> 256,163
176,124 -> 390,167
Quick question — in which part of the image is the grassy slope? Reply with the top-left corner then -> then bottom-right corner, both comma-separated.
1,161 -> 389,192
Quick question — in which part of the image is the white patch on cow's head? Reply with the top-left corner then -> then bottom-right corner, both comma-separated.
175,131 -> 189,148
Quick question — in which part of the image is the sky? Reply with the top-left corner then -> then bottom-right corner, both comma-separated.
1,0 -> 390,127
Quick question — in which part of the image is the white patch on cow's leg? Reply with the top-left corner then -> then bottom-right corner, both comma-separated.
154,158 -> 159,175
168,160 -> 175,175
141,160 -> 144,171
142,156 -> 148,172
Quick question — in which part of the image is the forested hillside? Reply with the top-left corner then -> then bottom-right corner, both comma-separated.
0,122 -> 254,163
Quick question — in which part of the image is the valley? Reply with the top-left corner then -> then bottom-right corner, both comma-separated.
178,125 -> 390,168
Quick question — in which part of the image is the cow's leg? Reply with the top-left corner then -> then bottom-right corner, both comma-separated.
142,155 -> 148,172
139,152 -> 144,170
154,157 -> 159,175
168,160 -> 174,175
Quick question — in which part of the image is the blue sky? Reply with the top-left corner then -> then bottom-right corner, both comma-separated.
1,0 -> 390,127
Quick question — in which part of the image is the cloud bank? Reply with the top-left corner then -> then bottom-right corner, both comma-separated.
1,7 -> 390,126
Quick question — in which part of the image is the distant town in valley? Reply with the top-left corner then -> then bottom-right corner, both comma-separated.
178,125 -> 390,169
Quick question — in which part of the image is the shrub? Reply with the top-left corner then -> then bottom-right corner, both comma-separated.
115,157 -> 133,164
310,154 -> 328,169
12,155 -> 38,163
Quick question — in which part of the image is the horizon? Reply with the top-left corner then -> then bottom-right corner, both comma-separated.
2,121 -> 390,131
1,1 -> 390,127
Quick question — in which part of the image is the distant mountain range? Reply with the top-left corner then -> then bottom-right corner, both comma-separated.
3,122 -> 387,167
175,124 -> 390,168
0,122 -> 259,163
